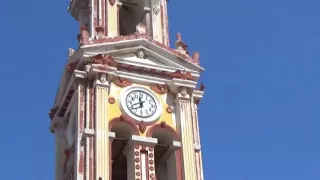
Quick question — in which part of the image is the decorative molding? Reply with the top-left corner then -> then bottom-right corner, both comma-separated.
136,23 -> 147,35
58,89 -> 76,117
108,97 -> 115,104
146,121 -> 180,141
135,49 -> 147,59
109,0 -> 116,6
99,73 -> 107,83
150,84 -> 169,94
153,7 -> 160,15
68,48 -> 75,58
67,60 -> 80,74
78,26 -> 91,46
175,33 -> 189,55
95,26 -> 105,39
180,87 -> 188,97
168,70 -> 197,81
109,115 -> 140,135
112,77 -> 132,87
80,34 -> 200,65
192,52 -> 200,65
139,124 -> 147,134
166,107 -> 173,114
49,107 -> 59,120
87,54 -> 118,68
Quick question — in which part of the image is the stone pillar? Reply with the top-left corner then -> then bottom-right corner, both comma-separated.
128,135 -> 158,180
85,83 -> 95,180
166,141 -> 182,180
94,74 -> 110,180
107,0 -> 118,37
75,80 -> 86,180
175,87 -> 197,180
193,104 -> 204,180
151,0 -> 162,42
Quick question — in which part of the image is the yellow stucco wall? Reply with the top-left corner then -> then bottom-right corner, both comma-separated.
107,82 -> 176,136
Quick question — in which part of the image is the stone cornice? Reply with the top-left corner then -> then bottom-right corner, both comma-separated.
80,36 -> 204,71
192,90 -> 204,100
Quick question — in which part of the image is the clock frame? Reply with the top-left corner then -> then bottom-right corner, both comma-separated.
119,86 -> 162,123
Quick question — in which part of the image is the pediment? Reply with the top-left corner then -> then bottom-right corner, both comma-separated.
116,52 -> 166,66
111,47 -> 200,76
80,38 -> 204,73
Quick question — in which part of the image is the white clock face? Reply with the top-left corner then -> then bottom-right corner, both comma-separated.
120,87 -> 162,122
125,90 -> 157,118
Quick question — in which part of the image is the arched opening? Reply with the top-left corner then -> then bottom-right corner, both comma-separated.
119,0 -> 147,36
110,120 -> 138,180
151,127 -> 179,180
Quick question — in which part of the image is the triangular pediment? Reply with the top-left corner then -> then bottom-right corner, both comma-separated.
110,47 -> 200,76
117,52 -> 166,66
81,38 -> 204,73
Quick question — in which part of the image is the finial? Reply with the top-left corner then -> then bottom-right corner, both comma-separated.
68,48 -> 75,58
200,83 -> 205,91
95,26 -> 105,39
192,52 -> 200,64
78,26 -> 90,45
136,23 -> 147,35
177,33 -> 182,41
175,32 -> 189,55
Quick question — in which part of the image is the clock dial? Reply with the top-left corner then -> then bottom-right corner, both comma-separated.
125,90 -> 157,118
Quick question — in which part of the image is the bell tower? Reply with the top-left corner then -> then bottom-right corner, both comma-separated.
49,0 -> 205,180
69,0 -> 170,45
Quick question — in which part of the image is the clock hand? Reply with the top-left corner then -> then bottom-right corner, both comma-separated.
131,101 -> 145,109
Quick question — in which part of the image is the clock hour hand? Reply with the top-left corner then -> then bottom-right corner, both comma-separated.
131,101 -> 145,109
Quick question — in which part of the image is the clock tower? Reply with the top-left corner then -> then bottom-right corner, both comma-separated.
49,0 -> 205,180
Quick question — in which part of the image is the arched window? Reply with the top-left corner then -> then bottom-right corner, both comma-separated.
147,123 -> 181,180
110,117 -> 139,180
119,0 -> 150,36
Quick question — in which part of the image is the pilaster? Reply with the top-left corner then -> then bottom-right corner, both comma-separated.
94,73 -> 111,180
75,78 -> 86,180
129,135 -> 158,180
151,0 -> 162,42
192,91 -> 205,180
85,82 -> 95,180
175,87 -> 197,180
107,0 -> 118,37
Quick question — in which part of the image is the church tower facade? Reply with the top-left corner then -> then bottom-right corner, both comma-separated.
49,0 -> 205,180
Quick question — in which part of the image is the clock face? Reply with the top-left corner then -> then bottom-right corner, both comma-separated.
120,87 -> 162,122
125,90 -> 157,118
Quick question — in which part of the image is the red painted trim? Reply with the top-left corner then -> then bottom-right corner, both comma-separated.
112,77 -> 132,87
109,115 -> 140,135
150,84 -> 169,94
146,121 -> 180,141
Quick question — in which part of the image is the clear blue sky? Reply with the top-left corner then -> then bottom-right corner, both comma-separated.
1,0 -> 320,179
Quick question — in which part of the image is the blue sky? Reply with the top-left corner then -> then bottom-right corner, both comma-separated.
1,0 -> 320,179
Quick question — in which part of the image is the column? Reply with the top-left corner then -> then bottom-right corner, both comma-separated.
151,0 -> 162,42
75,80 -> 86,180
85,83 -> 95,180
194,104 -> 204,180
107,0 -> 118,37
130,135 -> 158,180
94,74 -> 110,180
175,87 -> 197,180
